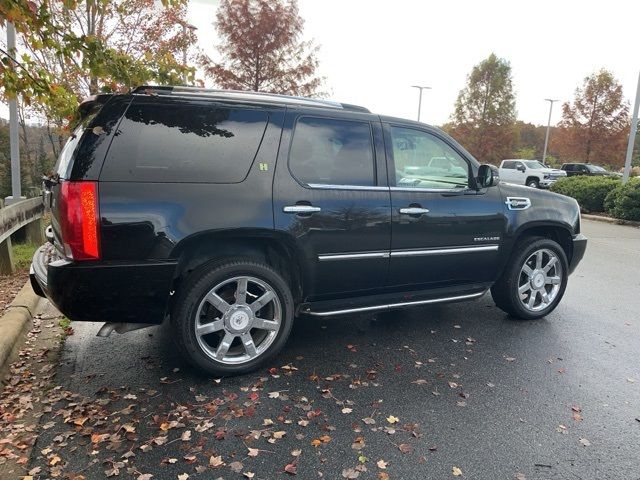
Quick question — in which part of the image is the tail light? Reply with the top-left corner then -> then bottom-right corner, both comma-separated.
59,181 -> 100,260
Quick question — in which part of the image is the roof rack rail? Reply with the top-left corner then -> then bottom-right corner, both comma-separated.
131,85 -> 370,113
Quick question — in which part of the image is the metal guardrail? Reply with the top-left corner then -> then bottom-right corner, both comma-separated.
0,197 -> 45,275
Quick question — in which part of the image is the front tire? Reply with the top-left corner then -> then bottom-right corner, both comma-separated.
491,237 -> 568,320
171,259 -> 294,376
526,178 -> 540,188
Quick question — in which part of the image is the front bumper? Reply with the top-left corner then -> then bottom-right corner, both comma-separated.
30,244 -> 177,324
539,177 -> 565,188
568,233 -> 587,274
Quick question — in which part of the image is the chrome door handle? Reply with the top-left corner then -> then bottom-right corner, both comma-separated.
283,205 -> 322,214
399,207 -> 429,215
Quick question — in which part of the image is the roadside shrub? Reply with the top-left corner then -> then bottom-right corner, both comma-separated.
604,178 -> 640,221
550,176 -> 620,213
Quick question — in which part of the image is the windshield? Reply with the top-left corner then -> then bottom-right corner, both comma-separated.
523,161 -> 546,169
587,165 -> 606,172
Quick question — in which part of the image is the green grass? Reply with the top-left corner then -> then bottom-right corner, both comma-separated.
12,242 -> 38,270
59,317 -> 71,331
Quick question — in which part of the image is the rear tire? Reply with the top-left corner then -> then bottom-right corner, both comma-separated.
491,237 -> 568,320
171,258 -> 294,376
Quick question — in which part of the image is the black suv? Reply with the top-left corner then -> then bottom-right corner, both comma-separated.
31,86 -> 587,375
561,163 -> 615,176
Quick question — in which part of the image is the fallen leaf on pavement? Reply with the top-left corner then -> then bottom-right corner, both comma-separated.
284,460 -> 298,475
377,459 -> 388,469
342,468 -> 360,479
398,443 -> 412,454
579,438 -> 591,446
386,415 -> 399,424
453,466 -> 463,476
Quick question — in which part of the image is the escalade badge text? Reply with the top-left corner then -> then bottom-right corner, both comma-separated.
474,236 -> 501,242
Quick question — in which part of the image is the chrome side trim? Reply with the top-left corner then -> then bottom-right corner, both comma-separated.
318,252 -> 390,261
307,183 -> 389,192
390,245 -> 499,257
304,290 -> 488,317
390,186 -> 471,193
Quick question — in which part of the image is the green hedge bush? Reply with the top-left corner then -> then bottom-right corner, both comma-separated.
550,176 -> 620,213
604,178 -> 640,221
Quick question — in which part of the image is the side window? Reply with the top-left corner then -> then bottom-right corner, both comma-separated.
515,162 -> 525,170
101,102 -> 269,183
502,161 -> 515,169
389,126 -> 469,190
289,117 -> 375,187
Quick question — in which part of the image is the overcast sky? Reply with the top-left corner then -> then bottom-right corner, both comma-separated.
190,0 -> 640,127
3,0 -> 639,127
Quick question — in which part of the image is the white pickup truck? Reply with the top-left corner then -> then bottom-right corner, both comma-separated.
498,159 -> 567,188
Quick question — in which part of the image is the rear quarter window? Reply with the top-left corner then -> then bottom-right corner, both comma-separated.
100,101 -> 269,183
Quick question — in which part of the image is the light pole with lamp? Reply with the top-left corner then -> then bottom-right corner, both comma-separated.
411,85 -> 431,122
541,98 -> 559,165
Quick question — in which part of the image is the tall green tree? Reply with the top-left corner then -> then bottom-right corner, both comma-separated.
449,53 -> 516,164
553,69 -> 629,167
206,0 -> 323,96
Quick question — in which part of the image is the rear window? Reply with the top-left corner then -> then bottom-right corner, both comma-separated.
101,102 -> 269,183
55,104 -> 102,178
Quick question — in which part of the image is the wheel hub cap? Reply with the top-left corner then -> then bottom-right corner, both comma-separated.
531,270 -> 545,289
227,306 -> 252,333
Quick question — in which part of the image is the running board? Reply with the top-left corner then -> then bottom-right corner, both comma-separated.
302,290 -> 488,317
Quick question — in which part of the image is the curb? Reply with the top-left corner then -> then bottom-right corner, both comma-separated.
0,281 -> 42,380
582,214 -> 640,227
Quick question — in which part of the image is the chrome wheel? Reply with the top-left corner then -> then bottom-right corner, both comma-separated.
195,276 -> 282,365
517,248 -> 563,312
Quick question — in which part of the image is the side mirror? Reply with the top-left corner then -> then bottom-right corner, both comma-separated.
516,165 -> 526,172
477,164 -> 499,188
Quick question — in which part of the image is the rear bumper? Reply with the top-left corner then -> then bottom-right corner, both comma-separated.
30,245 -> 177,324
569,233 -> 587,275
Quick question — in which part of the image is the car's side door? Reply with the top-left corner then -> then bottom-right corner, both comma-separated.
563,164 -> 576,176
513,161 -> 527,184
384,123 -> 504,289
273,111 -> 391,300
500,160 -> 517,182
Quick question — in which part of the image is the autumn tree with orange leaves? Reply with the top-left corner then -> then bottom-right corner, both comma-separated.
552,69 -> 630,168
206,0 -> 323,97
447,53 -> 516,165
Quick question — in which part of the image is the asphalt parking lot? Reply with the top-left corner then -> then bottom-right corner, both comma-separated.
22,220 -> 640,479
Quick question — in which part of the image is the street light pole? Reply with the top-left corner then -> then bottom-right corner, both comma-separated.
6,22 -> 22,205
542,98 -> 558,165
411,85 -> 431,122
622,71 -> 640,184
